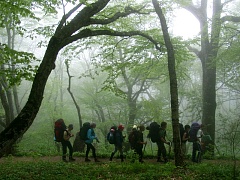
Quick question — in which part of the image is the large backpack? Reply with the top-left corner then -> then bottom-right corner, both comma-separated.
79,122 -> 91,141
147,122 -> 160,143
128,130 -> 140,147
188,122 -> 201,142
179,123 -> 185,142
107,126 -> 117,144
54,119 -> 67,142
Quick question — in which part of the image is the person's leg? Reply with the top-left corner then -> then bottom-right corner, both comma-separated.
118,146 -> 124,162
61,141 -> 67,162
66,141 -> 75,161
160,143 -> 167,163
85,143 -> 91,162
89,143 -> 100,162
196,142 -> 202,163
192,142 -> 198,162
181,143 -> 186,158
136,146 -> 143,162
110,145 -> 117,161
156,142 -> 162,162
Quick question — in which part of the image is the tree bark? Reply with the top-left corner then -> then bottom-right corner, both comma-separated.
152,0 -> 184,166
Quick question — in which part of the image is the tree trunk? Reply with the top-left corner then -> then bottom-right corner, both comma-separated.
152,0 -> 184,166
0,36 -> 60,157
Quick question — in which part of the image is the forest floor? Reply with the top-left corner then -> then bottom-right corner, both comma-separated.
0,156 -> 239,166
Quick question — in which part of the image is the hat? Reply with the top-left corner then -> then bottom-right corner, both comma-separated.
118,124 -> 124,130
133,125 -> 137,129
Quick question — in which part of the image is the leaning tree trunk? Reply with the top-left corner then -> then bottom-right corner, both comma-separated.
152,0 -> 184,167
0,36 -> 61,157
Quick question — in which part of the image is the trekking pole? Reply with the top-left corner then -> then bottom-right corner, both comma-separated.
168,141 -> 172,161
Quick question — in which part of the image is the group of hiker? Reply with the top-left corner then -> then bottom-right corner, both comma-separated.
54,118 -> 205,163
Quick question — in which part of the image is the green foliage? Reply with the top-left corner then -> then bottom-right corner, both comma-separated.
0,44 -> 39,86
0,159 -> 238,179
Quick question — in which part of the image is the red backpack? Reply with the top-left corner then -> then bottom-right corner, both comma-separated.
54,119 -> 67,142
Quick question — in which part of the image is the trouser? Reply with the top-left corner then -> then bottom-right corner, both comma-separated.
157,141 -> 167,161
61,141 -> 73,158
110,145 -> 123,161
181,142 -> 187,156
192,142 -> 202,162
134,146 -> 143,162
85,143 -> 96,158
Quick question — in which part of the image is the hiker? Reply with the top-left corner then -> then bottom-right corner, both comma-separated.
62,124 -> 75,162
157,122 -> 170,163
134,125 -> 147,163
128,125 -> 138,149
190,123 -> 203,163
109,124 -> 125,162
181,124 -> 190,157
85,123 -> 100,162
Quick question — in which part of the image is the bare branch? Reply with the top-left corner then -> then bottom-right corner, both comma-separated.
221,16 -> 240,23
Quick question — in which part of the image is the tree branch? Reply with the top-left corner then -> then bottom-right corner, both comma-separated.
89,6 -> 147,25
221,16 -> 240,23
55,3 -> 83,33
62,29 -> 163,52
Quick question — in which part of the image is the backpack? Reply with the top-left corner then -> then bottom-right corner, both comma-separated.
54,119 -> 67,142
179,123 -> 185,142
128,130 -> 139,147
79,122 -> 91,141
147,122 -> 160,143
188,122 -> 201,142
107,126 -> 117,144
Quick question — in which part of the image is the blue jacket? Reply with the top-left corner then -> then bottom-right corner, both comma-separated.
85,128 -> 97,144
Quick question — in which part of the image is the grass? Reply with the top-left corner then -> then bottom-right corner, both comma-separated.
0,156 -> 239,180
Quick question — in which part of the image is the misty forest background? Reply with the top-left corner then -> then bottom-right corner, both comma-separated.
0,0 -> 240,162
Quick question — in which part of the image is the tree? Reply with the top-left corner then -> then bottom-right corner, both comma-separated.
179,0 -> 240,146
152,0 -> 184,166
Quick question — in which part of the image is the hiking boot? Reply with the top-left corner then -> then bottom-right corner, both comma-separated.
62,156 -> 68,162
120,155 -> 124,162
94,158 -> 100,162
109,153 -> 114,161
69,157 -> 76,162
164,159 -> 168,163
157,159 -> 164,162
85,158 -> 91,162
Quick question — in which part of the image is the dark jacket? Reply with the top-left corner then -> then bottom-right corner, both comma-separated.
115,130 -> 124,147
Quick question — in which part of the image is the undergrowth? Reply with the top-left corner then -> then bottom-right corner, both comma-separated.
0,158 -> 239,180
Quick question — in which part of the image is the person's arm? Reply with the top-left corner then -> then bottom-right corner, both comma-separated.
182,132 -> 188,141
63,130 -> 70,141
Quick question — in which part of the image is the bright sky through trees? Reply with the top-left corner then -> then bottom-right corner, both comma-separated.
171,9 -> 200,39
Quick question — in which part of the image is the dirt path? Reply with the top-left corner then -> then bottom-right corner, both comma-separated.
0,156 -> 238,165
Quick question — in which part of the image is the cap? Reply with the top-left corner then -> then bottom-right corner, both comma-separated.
118,124 -> 124,130
133,125 -> 137,129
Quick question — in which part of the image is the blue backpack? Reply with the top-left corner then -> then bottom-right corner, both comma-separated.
188,122 -> 200,142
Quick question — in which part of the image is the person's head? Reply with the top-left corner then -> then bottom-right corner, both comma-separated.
118,124 -> 124,131
161,122 -> 167,129
68,124 -> 73,130
138,125 -> 145,132
91,123 -> 96,128
184,125 -> 190,131
132,125 -> 137,131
